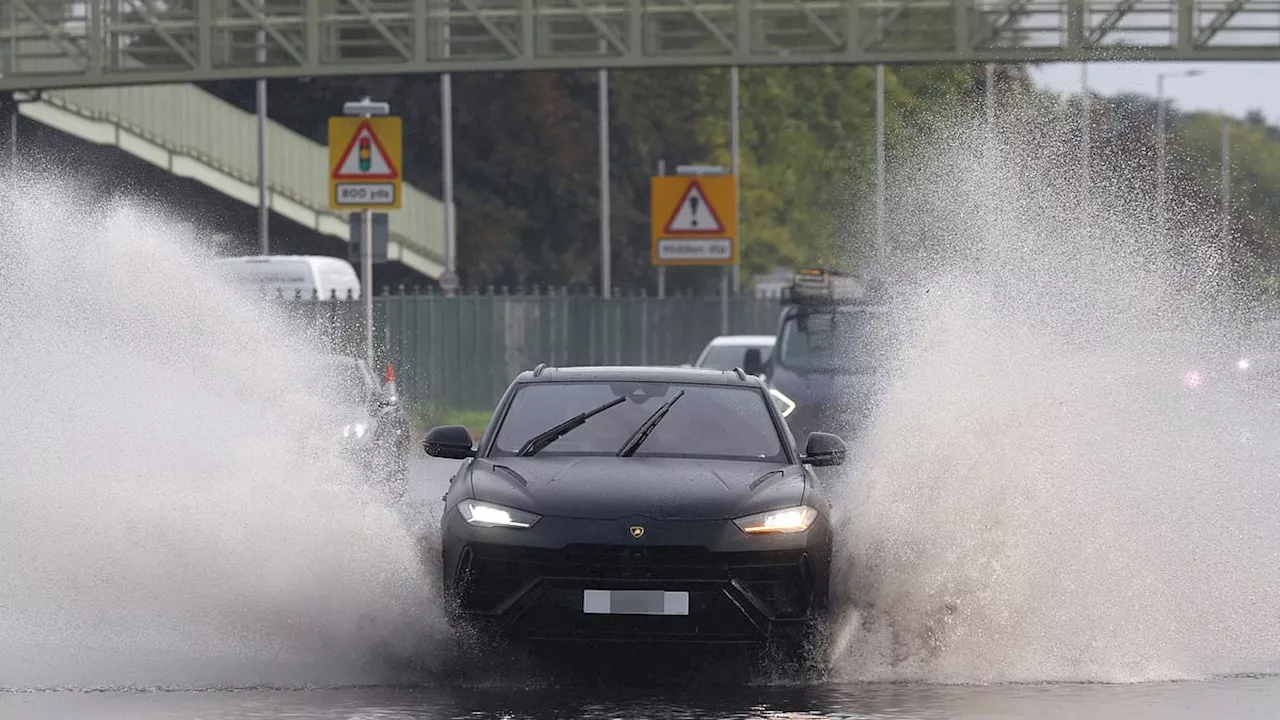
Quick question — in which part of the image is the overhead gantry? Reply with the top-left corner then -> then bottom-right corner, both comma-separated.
1,1 -> 1278,93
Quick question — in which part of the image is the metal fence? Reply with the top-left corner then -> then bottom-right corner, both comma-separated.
275,288 -> 783,414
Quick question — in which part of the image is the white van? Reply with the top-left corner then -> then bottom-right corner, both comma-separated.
213,255 -> 361,301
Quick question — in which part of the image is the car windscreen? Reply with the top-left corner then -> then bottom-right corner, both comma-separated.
699,344 -> 772,370
777,308 -> 895,373
308,358 -> 370,407
490,381 -> 786,462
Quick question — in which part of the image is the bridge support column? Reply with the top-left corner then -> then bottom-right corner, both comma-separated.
1,91 -> 16,169
1066,0 -> 1084,50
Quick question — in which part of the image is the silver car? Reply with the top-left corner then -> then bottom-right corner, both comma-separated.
692,334 -> 776,374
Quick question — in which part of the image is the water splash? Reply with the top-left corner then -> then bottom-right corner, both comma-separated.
827,112 -> 1280,684
0,175 -> 445,690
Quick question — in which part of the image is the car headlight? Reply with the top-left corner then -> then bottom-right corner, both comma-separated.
458,500 -> 541,529
768,387 -> 797,418
342,421 -> 369,439
733,505 -> 818,534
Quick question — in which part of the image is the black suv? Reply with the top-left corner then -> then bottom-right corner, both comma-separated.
745,268 -> 897,444
422,364 -> 846,661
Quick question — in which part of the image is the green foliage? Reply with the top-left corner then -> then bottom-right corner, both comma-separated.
1175,111 -> 1280,295
198,64 -> 976,292
1027,86 -> 1280,299
418,405 -> 494,438
692,64 -> 978,280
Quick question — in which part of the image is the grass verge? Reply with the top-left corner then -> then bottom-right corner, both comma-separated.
417,405 -> 493,440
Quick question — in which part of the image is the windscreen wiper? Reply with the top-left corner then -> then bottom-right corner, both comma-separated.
518,396 -> 627,457
616,390 -> 685,458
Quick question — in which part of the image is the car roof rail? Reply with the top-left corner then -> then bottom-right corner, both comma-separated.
532,362 -> 548,376
731,367 -> 747,381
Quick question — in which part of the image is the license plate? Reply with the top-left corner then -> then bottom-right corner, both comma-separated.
582,589 -> 689,616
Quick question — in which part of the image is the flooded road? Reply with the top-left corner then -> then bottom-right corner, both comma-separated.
6,675 -> 1280,719
4,457 -> 1273,719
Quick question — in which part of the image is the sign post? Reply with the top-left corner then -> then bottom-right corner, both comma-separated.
439,269 -> 460,294
348,212 -> 389,264
329,98 -> 400,367
651,166 -> 738,333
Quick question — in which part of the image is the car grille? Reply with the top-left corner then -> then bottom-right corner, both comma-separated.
453,543 -> 817,628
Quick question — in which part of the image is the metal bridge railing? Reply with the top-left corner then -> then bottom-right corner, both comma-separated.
6,1 -> 1280,92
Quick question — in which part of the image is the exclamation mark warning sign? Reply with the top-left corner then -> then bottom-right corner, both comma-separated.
663,181 -> 725,234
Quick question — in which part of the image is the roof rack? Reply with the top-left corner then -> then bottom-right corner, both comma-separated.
781,267 -> 887,306
532,362 -> 548,376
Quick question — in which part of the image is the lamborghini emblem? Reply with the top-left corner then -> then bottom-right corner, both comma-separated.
629,525 -> 645,539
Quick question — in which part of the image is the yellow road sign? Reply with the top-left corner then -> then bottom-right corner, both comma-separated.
328,116 -> 403,210
650,174 -> 737,266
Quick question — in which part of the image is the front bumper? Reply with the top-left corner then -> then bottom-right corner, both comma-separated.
440,513 -> 831,644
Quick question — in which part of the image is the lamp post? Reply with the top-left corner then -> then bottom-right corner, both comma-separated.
255,2 -> 269,254
441,6 -> 458,296
1081,62 -> 1090,189
731,66 -> 741,295
1221,113 -> 1231,258
598,55 -> 610,299
875,64 -> 885,262
1155,69 -> 1204,237
984,63 -> 994,127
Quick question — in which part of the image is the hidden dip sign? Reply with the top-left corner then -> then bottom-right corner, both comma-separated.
650,173 -> 737,267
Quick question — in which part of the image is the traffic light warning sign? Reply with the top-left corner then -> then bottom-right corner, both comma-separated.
333,121 -> 398,179
328,116 -> 403,210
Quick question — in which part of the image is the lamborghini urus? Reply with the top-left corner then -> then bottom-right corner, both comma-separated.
422,364 -> 846,658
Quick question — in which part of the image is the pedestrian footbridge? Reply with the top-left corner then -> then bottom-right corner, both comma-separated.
18,82 -> 450,280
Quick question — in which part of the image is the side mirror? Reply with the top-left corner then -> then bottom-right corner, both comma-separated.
423,425 -> 476,459
743,348 -> 765,377
802,431 -> 846,467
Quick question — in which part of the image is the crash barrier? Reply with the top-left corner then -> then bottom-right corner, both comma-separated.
270,287 -> 783,413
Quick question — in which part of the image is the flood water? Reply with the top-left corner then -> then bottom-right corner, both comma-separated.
6,675 -> 1280,719
3,456 -> 1274,719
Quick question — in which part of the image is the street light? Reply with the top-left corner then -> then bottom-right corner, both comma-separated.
1081,62 -> 1090,189
1221,112 -> 1231,260
1155,69 -> 1205,237
875,64 -> 885,262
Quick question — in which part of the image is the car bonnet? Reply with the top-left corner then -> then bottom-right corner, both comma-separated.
467,456 -> 805,521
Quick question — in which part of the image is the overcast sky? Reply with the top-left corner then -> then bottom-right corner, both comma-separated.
1032,61 -> 1280,123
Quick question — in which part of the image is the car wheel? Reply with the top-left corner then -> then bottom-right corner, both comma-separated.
760,596 -> 830,678
441,547 -> 472,624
